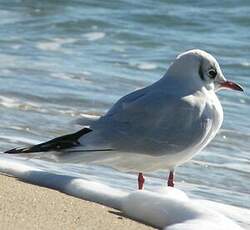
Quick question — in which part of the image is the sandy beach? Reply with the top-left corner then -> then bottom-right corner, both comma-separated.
0,174 -> 155,230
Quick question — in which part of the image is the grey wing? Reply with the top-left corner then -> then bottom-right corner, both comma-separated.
96,87 -> 171,129
93,89 -> 212,155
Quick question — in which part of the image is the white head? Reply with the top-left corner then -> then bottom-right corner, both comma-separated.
165,49 -> 243,93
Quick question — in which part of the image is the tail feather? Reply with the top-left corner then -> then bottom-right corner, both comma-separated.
5,127 -> 92,154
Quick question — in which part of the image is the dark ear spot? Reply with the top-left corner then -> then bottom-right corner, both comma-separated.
199,59 -> 205,81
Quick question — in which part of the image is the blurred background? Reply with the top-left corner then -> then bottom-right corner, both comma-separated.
0,0 -> 249,214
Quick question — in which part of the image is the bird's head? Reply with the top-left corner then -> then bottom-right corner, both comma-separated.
166,49 -> 244,93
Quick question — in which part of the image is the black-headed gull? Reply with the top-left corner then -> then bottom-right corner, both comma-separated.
5,49 -> 243,189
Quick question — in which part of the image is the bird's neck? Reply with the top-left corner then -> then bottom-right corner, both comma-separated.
155,73 -> 213,97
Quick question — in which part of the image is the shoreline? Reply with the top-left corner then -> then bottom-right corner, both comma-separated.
0,174 -> 155,230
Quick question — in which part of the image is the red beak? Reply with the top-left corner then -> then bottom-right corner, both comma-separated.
220,80 -> 244,92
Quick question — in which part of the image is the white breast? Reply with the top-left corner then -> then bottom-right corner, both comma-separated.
168,91 -> 223,168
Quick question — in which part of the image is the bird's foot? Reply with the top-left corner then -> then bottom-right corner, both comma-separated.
138,172 -> 145,190
167,171 -> 175,187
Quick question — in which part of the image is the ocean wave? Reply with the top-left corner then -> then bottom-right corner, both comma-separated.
137,62 -> 157,70
36,38 -> 77,51
128,61 -> 158,70
240,62 -> 250,67
0,135 -> 41,145
82,32 -> 106,41
0,96 -> 46,112
50,72 -> 92,84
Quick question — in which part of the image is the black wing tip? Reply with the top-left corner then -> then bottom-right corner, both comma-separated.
4,127 -> 93,154
4,147 -> 32,154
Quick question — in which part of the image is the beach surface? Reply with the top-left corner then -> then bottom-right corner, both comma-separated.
0,174 -> 155,230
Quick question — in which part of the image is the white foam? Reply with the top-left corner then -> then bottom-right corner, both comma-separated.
83,32 -> 106,41
37,41 -> 61,51
11,44 -> 22,50
0,135 -> 41,145
0,96 -> 45,112
122,190 -> 244,230
137,63 -> 157,70
50,72 -> 91,84
112,46 -> 125,52
36,38 -> 77,51
129,61 -> 157,70
241,62 -> 250,67
0,69 -> 12,75
0,96 -> 18,108
50,72 -> 74,80
82,71 -> 91,76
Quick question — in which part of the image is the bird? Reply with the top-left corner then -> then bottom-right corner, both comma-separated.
5,49 -> 243,190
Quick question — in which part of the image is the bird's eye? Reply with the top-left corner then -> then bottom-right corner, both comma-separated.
208,69 -> 217,79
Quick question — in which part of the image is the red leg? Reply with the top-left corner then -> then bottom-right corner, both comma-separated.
167,170 -> 175,187
138,172 -> 145,190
